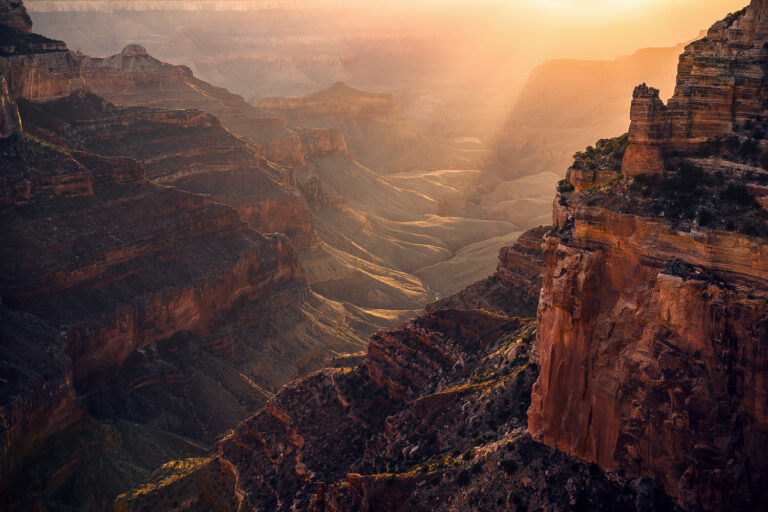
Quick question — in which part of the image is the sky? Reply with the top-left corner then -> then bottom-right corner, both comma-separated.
26,0 -> 749,60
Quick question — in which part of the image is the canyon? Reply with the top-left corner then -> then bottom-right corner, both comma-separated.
2,0 -> 768,511
118,1 -> 768,511
54,38 -> 550,310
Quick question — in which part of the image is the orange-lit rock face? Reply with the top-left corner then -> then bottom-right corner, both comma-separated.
0,50 -> 83,99
529,207 -> 768,510
623,0 -> 768,176
533,5 -> 768,509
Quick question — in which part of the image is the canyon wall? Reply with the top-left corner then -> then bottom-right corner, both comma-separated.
0,7 -> 369,509
530,3 -> 768,510
77,44 -> 352,170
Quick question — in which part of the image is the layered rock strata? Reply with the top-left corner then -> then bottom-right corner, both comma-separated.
622,1 -> 768,177
77,45 -> 352,169
0,0 -> 82,98
16,91 -> 320,249
0,6 -> 367,508
530,3 -> 768,510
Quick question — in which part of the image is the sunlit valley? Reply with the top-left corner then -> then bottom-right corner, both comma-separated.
1,0 -> 767,510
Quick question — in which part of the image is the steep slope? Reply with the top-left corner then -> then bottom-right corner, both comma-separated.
0,7 -> 368,509
530,3 -> 768,510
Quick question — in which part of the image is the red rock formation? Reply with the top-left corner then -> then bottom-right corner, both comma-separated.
531,4 -> 768,509
622,1 -> 768,176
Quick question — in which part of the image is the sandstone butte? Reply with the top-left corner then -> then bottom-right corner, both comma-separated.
0,1 -> 370,509
118,2 -> 768,511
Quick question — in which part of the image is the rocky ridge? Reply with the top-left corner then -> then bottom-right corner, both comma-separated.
77,44 -> 352,170
0,7 -> 369,510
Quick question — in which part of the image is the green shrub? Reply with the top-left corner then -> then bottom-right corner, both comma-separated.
724,7 -> 747,27
557,179 -> 575,193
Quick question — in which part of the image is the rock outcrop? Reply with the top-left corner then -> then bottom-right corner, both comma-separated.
623,2 -> 768,177
530,3 -> 768,510
0,0 -> 82,99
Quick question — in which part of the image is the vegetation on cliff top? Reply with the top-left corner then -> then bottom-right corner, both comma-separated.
571,133 -> 629,173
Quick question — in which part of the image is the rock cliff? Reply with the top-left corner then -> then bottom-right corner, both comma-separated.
530,3 -> 768,510
0,0 -> 82,98
623,1 -> 768,177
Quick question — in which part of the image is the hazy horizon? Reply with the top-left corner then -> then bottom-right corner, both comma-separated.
26,0 -> 747,63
